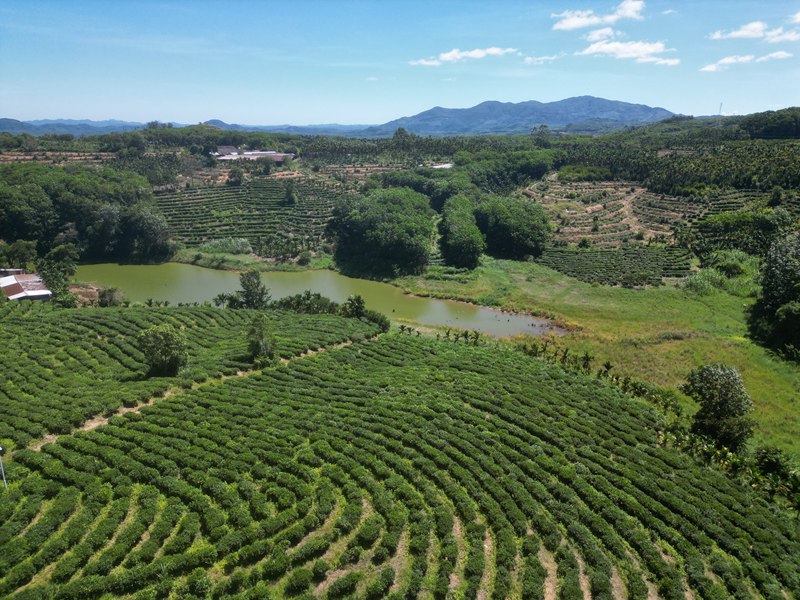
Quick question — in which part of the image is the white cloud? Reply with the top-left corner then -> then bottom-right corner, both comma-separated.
586,27 -> 617,42
410,46 -> 517,67
638,56 -> 680,66
409,58 -> 441,67
711,21 -> 768,39
662,9 -> 677,15
717,54 -> 755,65
765,27 -> 800,43
755,50 -> 793,61
366,76 -> 379,81
792,12 -> 800,24
552,0 -> 644,31
711,20 -> 800,42
438,47 -> 517,62
700,51 -> 791,71
578,39 -> 679,64
523,53 -> 563,65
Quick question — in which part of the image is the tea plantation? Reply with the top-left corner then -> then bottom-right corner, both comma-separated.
0,319 -> 798,599
537,246 -> 692,286
155,178 -> 337,250
0,303 -> 379,448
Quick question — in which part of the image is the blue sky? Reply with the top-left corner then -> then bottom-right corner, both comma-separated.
1,0 -> 798,124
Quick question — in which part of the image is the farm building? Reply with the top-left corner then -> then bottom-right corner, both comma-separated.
211,146 -> 295,164
0,274 -> 51,301
218,151 -> 295,164
213,145 -> 239,156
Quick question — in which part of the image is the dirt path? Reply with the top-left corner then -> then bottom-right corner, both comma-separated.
610,564 -> 628,600
28,338 -> 364,452
476,526 -> 495,600
626,550 -> 660,600
389,530 -> 410,594
538,544 -> 559,600
574,548 -> 592,600
449,516 -> 466,592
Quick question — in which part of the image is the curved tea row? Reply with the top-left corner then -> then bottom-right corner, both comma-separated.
1,334 -> 797,599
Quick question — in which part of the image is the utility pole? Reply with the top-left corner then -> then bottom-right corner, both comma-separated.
0,446 -> 7,490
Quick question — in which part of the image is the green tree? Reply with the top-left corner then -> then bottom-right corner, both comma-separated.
440,195 -> 484,269
5,240 -> 37,268
227,165 -> 244,186
136,324 -> 188,376
37,243 -> 79,307
331,187 -> 435,275
239,269 -> 270,309
680,364 -> 754,452
284,181 -> 298,205
750,231 -> 800,353
247,314 -> 277,365
214,269 -> 271,309
340,294 -> 366,318
475,197 -> 550,259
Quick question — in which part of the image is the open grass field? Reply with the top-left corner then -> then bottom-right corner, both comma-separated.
394,258 -> 800,456
1,330 -> 797,599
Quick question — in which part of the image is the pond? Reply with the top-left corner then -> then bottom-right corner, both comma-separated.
75,263 -> 563,338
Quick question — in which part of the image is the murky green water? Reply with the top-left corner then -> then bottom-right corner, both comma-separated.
75,263 -> 562,338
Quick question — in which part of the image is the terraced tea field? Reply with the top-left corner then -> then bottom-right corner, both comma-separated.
538,246 -> 692,286
524,179 -> 794,285
0,302 -> 379,448
526,180 -> 788,248
155,177 -> 338,250
0,323 -> 797,599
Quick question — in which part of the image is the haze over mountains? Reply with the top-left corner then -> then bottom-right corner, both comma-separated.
1,96 -> 675,138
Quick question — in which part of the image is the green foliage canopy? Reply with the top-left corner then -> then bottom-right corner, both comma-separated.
331,187 -> 435,276
751,231 -> 800,354
475,197 -> 550,259
247,314 -> 277,365
681,364 -> 755,452
440,195 -> 485,269
214,269 -> 271,309
0,163 -> 172,261
136,324 -> 188,376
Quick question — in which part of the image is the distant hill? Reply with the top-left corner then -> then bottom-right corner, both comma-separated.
360,96 -> 675,137
1,96 -> 675,138
202,119 -> 370,136
0,118 -> 144,137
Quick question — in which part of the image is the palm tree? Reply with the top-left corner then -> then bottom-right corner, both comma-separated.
602,360 -> 614,377
581,351 -> 593,373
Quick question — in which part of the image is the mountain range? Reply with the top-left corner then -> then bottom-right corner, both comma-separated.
1,96 -> 675,138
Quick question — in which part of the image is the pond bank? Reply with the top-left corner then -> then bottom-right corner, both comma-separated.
74,262 -> 565,338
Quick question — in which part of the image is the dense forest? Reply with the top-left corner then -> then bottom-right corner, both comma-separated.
0,163 -> 172,262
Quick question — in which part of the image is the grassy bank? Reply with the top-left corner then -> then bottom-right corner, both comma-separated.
393,258 -> 800,455
172,248 -> 335,272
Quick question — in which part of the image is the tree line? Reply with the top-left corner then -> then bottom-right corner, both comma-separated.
0,163 -> 173,262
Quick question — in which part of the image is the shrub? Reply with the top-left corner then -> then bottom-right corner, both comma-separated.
284,568 -> 313,596
247,314 -> 277,365
327,572 -> 361,598
198,238 -> 253,255
136,324 -> 187,376
311,559 -> 329,581
681,364 -> 754,452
